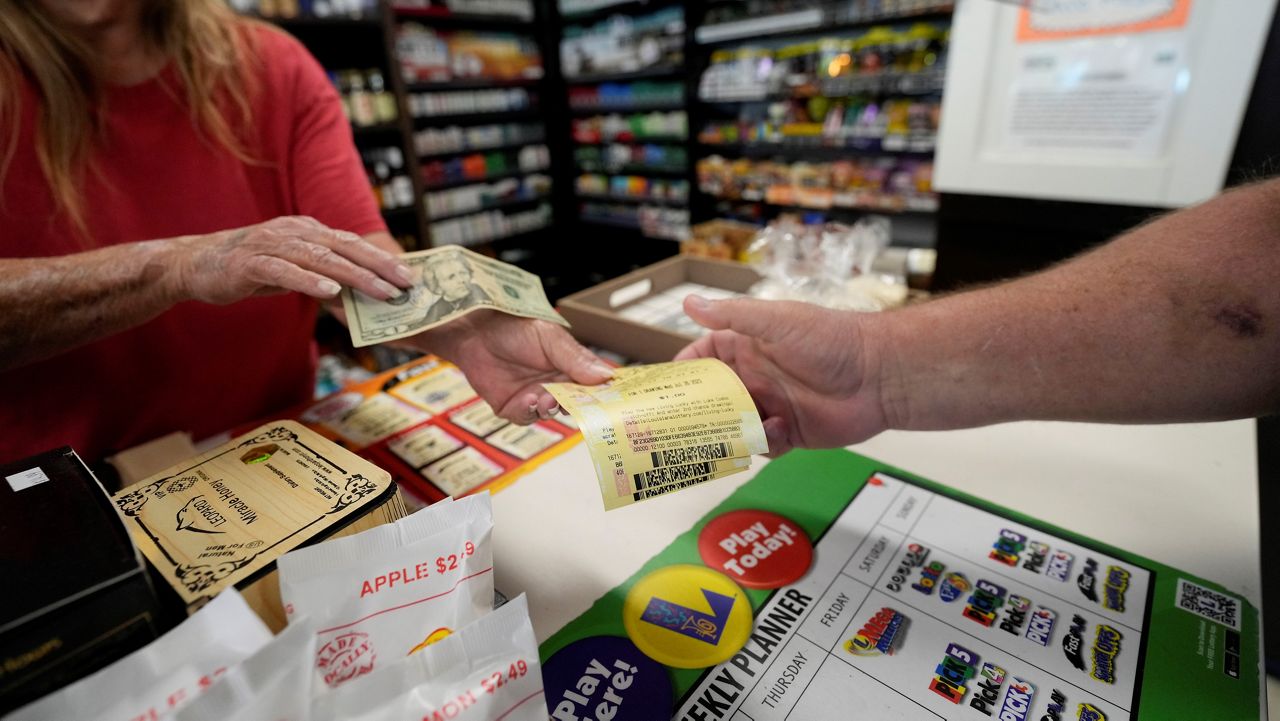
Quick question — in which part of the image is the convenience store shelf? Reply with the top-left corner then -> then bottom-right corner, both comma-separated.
576,192 -> 687,207
423,165 -> 549,191
576,163 -> 687,177
412,108 -> 542,125
565,65 -> 685,85
406,77 -> 542,92
427,193 -> 550,222
697,138 -> 937,158
695,3 -> 954,46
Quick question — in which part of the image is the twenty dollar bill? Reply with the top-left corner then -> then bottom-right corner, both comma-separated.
342,245 -> 568,348
544,359 -> 768,510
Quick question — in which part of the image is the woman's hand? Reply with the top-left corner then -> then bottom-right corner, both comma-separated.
675,295 -> 889,455
167,216 -> 412,304
409,311 -> 614,424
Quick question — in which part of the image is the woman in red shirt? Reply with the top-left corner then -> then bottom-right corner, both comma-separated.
0,0 -> 609,463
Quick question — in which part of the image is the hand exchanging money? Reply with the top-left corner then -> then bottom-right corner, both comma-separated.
410,310 -> 615,424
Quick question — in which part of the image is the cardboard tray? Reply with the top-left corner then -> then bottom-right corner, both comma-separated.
557,255 -> 761,363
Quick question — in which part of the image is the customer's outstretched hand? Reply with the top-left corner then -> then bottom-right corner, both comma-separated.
676,296 -> 888,455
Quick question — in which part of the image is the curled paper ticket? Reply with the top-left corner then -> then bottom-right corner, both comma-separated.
544,359 -> 767,510
342,245 -> 568,348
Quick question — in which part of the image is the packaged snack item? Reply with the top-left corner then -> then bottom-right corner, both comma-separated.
5,590 -> 270,721
277,494 -> 493,690
312,594 -> 543,721
171,618 -> 317,721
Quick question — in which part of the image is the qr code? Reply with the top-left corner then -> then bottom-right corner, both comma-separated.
1176,578 -> 1241,631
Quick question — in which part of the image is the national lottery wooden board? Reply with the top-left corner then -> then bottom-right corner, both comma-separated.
540,449 -> 1261,721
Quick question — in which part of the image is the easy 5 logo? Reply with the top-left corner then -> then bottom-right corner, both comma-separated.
998,677 -> 1036,721
1077,703 -> 1108,721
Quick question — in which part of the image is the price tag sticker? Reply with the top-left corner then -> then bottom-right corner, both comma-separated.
6,467 -> 51,492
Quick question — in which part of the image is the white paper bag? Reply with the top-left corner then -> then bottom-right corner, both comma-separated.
311,594 -> 543,721
5,590 -> 271,721
277,494 -> 493,690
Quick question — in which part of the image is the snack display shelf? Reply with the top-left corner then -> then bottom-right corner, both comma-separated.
417,138 -> 543,159
427,192 -> 550,222
422,164 -> 550,191
405,77 -> 542,91
576,163 -> 687,177
565,65 -> 685,85
576,192 -> 687,207
695,3 -> 954,45
702,189 -> 939,215
411,107 -> 543,124
696,138 -> 937,158
574,136 -> 687,146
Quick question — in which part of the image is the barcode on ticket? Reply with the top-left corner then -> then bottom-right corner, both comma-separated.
634,461 -> 718,491
632,475 -> 712,501
650,443 -> 733,468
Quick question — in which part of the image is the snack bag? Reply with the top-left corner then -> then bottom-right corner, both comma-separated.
5,590 -> 271,721
311,594 -> 543,721
277,494 -> 493,690
169,618 -> 316,721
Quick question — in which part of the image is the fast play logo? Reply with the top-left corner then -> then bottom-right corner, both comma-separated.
1024,606 -> 1058,646
939,573 -> 971,603
928,642 -> 979,704
1077,558 -> 1100,603
963,579 -> 1007,627
998,677 -> 1036,721
1102,566 -> 1130,612
1091,625 -> 1123,684
1062,615 -> 1088,671
885,543 -> 931,593
844,607 -> 908,657
968,661 -> 1006,716
1041,689 -> 1067,721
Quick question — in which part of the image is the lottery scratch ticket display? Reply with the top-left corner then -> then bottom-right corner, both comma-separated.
543,359 -> 768,511
112,421 -> 394,612
281,357 -> 580,504
540,450 -> 1261,720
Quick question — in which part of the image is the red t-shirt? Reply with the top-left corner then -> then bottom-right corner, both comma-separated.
0,24 -> 386,464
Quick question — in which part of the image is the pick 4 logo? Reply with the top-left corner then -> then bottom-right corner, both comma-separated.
1024,606 -> 1057,646
998,595 -> 1032,636
928,642 -> 979,704
939,572 -> 971,603
1077,559 -> 1100,603
1078,703 -> 1108,721
1090,625 -> 1122,684
1062,615 -> 1088,671
1102,566 -> 1130,613
1046,550 -> 1074,582
963,579 -> 1007,627
845,607 -> 908,656
885,543 -> 931,593
998,677 -> 1036,721
968,661 -> 1007,716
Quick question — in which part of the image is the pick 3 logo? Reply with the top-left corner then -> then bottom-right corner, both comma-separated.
844,607 -> 908,657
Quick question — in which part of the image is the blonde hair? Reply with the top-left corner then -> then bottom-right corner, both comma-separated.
0,0 -> 264,235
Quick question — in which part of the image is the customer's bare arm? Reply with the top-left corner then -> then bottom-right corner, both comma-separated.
0,216 -> 411,371
875,177 -> 1280,430
679,178 -> 1280,452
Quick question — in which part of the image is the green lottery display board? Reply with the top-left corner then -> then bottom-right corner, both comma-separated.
539,449 -> 1261,721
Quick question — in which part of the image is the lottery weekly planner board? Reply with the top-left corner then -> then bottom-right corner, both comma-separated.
539,449 -> 1261,721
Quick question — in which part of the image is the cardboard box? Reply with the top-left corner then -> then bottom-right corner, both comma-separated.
0,448 -> 161,714
558,255 -> 761,363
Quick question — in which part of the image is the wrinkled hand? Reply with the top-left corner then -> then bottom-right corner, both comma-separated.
167,216 -> 412,304
675,296 -> 888,455
412,310 -> 614,424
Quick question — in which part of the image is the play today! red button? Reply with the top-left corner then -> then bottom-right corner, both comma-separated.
698,509 -> 813,589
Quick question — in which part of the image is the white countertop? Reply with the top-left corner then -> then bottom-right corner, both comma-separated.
489,418 -> 1267,714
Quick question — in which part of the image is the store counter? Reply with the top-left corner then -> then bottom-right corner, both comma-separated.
490,418 -> 1269,713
